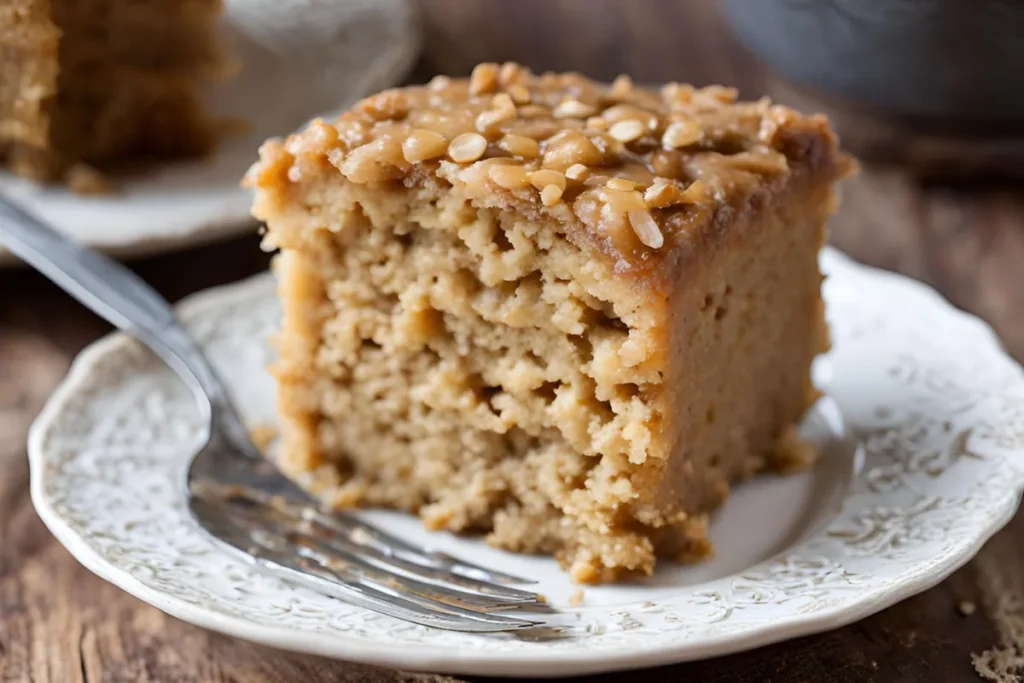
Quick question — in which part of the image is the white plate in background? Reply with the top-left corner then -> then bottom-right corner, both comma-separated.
0,0 -> 420,264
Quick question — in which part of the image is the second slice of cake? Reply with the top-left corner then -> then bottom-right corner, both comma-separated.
249,64 -> 854,583
1,0 -> 227,187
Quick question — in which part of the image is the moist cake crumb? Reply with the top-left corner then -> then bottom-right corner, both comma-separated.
249,63 -> 855,583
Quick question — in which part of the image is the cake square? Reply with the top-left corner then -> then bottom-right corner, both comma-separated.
249,63 -> 854,582
0,0 -> 226,185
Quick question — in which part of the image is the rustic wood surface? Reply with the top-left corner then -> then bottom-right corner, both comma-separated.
2,1 -> 1023,681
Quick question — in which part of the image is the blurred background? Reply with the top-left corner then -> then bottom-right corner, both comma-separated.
2,1 -> 1023,681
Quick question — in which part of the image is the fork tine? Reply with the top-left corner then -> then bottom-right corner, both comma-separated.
255,546 -> 541,632
222,485 -> 538,586
192,500 -> 542,632
297,533 -> 531,611
236,496 -> 543,602
304,508 -> 538,585
307,526 -> 545,605
218,498 -> 542,611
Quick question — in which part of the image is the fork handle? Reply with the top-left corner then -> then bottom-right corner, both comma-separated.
0,194 -> 255,454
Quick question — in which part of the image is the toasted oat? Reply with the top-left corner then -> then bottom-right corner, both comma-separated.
609,119 -> 646,143
508,84 -> 532,105
402,129 -> 448,163
500,134 -> 541,159
529,169 -> 567,191
606,177 -> 640,191
565,163 -> 589,181
448,132 -> 488,163
662,120 -> 701,149
629,208 -> 664,248
488,164 -> 531,189
680,179 -> 709,203
609,74 -> 634,99
469,62 -> 499,95
540,184 -> 564,206
554,98 -> 598,119
644,178 -> 684,208
476,93 -> 517,132
601,188 -> 646,212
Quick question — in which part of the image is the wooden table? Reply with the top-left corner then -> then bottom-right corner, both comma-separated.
2,2 -> 1023,681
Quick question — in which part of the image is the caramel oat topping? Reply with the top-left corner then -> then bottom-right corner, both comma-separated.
254,62 -> 852,259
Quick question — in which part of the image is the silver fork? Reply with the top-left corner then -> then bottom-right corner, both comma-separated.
0,195 -> 547,632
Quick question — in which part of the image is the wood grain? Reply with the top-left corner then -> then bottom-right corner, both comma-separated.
2,1 -> 1024,680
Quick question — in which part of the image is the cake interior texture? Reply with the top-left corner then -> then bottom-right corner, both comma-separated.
0,0 -> 225,183
251,64 -> 854,582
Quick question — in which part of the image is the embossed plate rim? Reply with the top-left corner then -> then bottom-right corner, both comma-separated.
28,247 -> 1024,677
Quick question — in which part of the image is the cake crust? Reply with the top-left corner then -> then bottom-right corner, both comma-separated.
249,63 -> 854,582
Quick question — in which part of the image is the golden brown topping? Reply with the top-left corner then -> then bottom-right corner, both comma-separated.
529,169 -> 567,191
258,63 -> 850,265
469,62 -> 500,95
448,132 -> 488,163
662,120 -> 701,149
500,134 -> 541,159
402,129 -> 448,163
540,184 -> 564,206
488,164 -> 531,189
628,209 -> 664,249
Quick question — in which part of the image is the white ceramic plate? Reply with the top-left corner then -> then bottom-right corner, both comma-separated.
0,0 -> 419,265
29,248 -> 1024,677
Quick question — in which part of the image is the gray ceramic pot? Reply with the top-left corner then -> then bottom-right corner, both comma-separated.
722,0 -> 1024,122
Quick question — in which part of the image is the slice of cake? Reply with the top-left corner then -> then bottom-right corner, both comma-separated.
248,64 -> 854,583
0,0 -> 227,187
